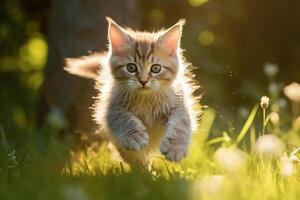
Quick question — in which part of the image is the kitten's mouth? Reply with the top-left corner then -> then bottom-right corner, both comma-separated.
139,87 -> 150,90
138,86 -> 151,92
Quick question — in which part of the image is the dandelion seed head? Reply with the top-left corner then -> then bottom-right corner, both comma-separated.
214,147 -> 248,173
260,96 -> 270,109
281,161 -> 294,177
255,134 -> 285,157
280,154 -> 296,177
263,63 -> 279,77
191,175 -> 225,200
284,82 -> 300,102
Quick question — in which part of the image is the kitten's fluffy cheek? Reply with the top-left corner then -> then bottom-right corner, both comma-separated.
156,80 -> 172,89
126,80 -> 140,88
148,81 -> 160,90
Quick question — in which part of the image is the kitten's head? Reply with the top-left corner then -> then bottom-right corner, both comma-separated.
107,17 -> 185,92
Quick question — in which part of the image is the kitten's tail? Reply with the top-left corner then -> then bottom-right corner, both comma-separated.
64,52 -> 107,79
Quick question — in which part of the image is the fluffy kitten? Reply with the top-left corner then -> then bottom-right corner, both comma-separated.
65,17 -> 200,165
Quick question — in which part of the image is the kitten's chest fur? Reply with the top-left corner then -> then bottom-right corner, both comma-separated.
126,90 -> 177,128
126,91 -> 177,148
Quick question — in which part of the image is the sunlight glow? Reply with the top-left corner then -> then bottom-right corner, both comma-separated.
198,30 -> 215,46
19,33 -> 48,70
188,0 -> 210,7
149,9 -> 165,25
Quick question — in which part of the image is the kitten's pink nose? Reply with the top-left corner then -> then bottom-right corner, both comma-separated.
139,80 -> 148,86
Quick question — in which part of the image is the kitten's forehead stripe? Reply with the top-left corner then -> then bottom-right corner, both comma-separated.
140,41 -> 147,61
150,43 -> 154,63
135,42 -> 141,62
134,40 -> 155,62
146,43 -> 154,61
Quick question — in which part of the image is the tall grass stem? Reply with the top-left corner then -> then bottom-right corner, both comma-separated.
263,108 -> 266,135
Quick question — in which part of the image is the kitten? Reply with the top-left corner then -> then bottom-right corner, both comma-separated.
65,17 -> 200,165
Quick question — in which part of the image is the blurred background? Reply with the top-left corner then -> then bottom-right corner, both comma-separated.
1,0 -> 300,147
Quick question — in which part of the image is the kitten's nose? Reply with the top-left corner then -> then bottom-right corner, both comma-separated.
139,80 -> 148,86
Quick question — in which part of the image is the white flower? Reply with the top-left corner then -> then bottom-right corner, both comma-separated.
260,96 -> 270,109
279,152 -> 300,177
62,185 -> 89,200
263,63 -> 279,77
281,160 -> 294,177
190,175 -> 225,200
284,82 -> 300,102
255,135 -> 285,157
269,112 -> 280,125
214,147 -> 248,173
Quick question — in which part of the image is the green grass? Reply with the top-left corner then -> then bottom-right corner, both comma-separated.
1,97 -> 300,200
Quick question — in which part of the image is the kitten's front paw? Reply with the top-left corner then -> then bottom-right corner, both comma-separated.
120,130 -> 149,151
160,137 -> 188,162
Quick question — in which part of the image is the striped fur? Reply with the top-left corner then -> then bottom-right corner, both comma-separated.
66,18 -> 201,165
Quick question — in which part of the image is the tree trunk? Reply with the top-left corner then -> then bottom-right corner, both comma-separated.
37,0 -> 140,142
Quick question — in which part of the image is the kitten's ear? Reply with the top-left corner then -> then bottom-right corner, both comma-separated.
158,19 -> 185,55
106,17 -> 131,53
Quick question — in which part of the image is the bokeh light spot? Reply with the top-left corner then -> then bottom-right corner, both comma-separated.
149,9 -> 165,25
0,24 -> 9,39
19,33 -> 48,71
208,13 -> 221,25
188,0 -> 210,7
27,71 -> 44,90
198,30 -> 215,46
13,107 -> 27,127
26,21 -> 39,34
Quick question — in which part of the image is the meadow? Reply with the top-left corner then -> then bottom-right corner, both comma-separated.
1,66 -> 300,200
1,0 -> 300,199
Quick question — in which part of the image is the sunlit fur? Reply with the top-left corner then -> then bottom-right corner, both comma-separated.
86,18 -> 201,165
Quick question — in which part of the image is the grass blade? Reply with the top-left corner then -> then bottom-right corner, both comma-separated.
207,137 -> 225,146
198,108 -> 216,142
236,104 -> 258,144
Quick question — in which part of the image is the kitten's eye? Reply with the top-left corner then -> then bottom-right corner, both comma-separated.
126,63 -> 137,73
150,64 -> 161,74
